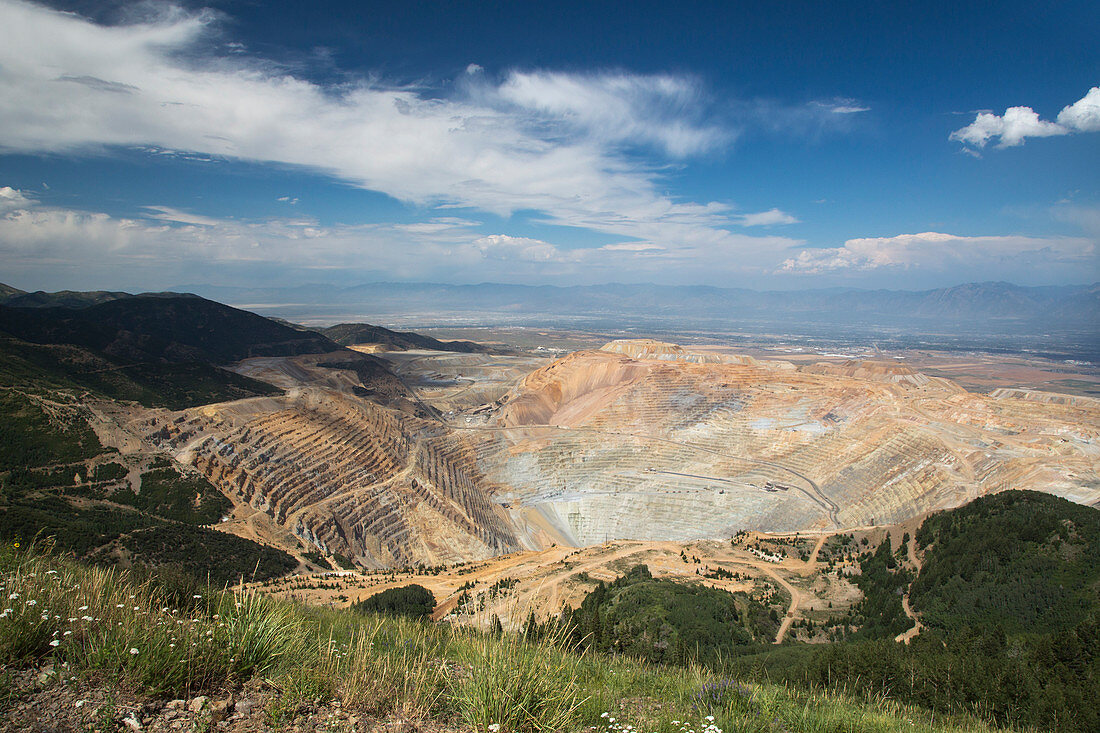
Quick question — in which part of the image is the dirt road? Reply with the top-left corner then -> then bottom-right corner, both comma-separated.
895,535 -> 924,644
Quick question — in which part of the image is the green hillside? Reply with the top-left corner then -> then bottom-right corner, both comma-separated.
728,491 -> 1100,732
562,564 -> 760,664
320,321 -> 493,353
0,544 -> 1006,733
0,390 -> 294,584
0,294 -> 339,363
0,336 -> 282,409
911,490 -> 1100,634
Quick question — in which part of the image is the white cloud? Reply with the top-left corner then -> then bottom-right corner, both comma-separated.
0,0 -> 802,264
493,70 -> 727,157
14,187 -> 1092,288
736,208 -> 799,226
600,242 -> 664,252
143,206 -> 223,226
0,185 -> 806,287
1057,87 -> 1100,132
780,231 -> 1095,275
0,185 -> 34,212
473,234 -> 569,262
950,87 -> 1099,149
739,97 -> 871,138
808,99 -> 870,115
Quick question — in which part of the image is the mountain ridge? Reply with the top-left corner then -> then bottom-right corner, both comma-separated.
175,279 -> 1099,331
0,293 -> 340,363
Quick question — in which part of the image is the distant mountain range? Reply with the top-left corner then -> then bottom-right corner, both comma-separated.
3,280 -> 1097,359
178,280 -> 1099,333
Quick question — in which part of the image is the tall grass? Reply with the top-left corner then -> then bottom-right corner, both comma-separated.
317,616 -> 448,717
0,544 -> 1011,733
451,622 -> 584,731
0,543 -> 300,696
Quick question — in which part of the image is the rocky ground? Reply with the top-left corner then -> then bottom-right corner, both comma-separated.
0,666 -> 457,733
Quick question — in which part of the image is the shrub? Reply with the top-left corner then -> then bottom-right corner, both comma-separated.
352,584 -> 435,619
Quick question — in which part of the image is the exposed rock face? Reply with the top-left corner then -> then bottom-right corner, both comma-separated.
139,389 -> 519,568
481,348 -> 1100,546
802,360 -> 940,388
132,344 -> 1100,567
599,339 -> 746,364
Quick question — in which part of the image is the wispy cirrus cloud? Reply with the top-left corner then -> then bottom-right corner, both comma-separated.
0,0 -> 812,266
491,70 -> 728,157
950,87 -> 1100,151
142,206 -> 224,227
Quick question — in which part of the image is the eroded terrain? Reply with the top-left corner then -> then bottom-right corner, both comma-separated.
92,339 -> 1099,584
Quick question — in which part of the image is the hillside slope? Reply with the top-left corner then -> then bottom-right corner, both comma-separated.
0,294 -> 340,363
319,322 -> 493,353
912,490 -> 1100,634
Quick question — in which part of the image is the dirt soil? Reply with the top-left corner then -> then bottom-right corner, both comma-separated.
1,667 -> 460,733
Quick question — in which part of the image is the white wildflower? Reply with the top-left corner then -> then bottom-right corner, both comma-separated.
49,639 -> 60,647
129,647 -> 139,655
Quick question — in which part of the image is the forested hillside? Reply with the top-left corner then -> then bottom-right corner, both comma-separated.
0,391 -> 295,584
911,490 -> 1100,634
728,491 -> 1100,732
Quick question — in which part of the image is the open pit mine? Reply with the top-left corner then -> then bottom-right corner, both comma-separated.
125,339 -> 1100,569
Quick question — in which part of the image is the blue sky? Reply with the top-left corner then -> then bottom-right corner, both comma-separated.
0,0 -> 1096,291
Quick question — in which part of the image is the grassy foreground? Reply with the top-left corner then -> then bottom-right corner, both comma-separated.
0,545 -> 1010,733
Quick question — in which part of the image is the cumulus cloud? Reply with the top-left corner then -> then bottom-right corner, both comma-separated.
779,232 -> 1095,275
950,87 -> 1100,150
473,234 -> 570,263
1057,87 -> 1100,132
735,208 -> 799,226
0,185 -> 35,212
15,185 -> 1090,288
